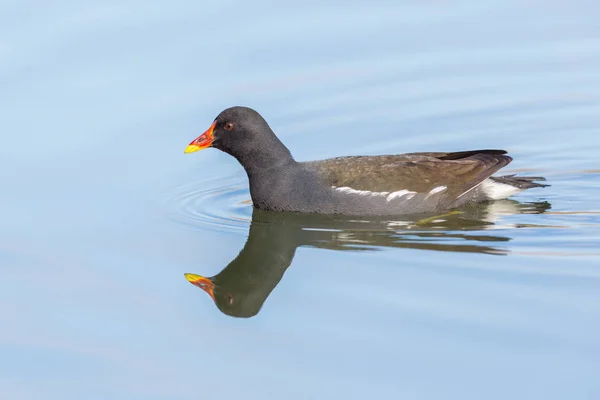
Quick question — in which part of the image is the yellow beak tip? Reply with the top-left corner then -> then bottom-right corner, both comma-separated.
184,145 -> 201,154
184,273 -> 203,283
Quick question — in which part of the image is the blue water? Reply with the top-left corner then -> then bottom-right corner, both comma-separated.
2,1 -> 600,399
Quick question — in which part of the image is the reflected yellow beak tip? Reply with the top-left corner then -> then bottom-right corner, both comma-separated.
184,144 -> 201,154
184,273 -> 203,283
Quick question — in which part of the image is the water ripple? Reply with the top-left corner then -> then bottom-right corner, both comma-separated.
162,172 -> 252,234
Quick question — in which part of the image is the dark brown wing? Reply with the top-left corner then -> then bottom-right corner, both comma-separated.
405,149 -> 508,160
303,150 -> 512,204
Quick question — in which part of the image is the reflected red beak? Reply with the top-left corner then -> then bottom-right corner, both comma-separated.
184,273 -> 215,301
184,121 -> 216,153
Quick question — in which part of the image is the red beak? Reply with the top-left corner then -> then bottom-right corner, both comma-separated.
184,121 -> 216,153
184,273 -> 216,301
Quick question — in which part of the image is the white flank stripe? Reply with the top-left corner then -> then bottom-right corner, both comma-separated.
386,189 -> 417,202
426,185 -> 447,198
333,186 -> 417,203
429,185 -> 447,195
333,186 -> 389,197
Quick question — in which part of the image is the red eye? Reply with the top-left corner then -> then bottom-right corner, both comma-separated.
224,122 -> 234,131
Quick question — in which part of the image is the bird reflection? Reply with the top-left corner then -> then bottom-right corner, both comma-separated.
185,200 -> 550,318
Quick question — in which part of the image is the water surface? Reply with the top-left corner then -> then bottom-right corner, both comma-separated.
1,1 -> 600,399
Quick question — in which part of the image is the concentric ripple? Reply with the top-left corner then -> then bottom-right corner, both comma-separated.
162,172 -> 253,234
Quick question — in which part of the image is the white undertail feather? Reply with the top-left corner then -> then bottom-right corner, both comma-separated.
481,179 -> 522,200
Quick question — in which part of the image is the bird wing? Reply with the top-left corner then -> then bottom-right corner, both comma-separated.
303,150 -> 512,206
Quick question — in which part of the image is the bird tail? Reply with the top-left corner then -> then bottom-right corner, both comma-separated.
489,174 -> 549,189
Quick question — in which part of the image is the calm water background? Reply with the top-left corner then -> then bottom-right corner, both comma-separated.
2,1 -> 600,399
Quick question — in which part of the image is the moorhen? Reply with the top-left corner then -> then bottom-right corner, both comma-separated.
184,106 -> 547,215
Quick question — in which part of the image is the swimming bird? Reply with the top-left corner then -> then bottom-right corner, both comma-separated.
184,106 -> 547,216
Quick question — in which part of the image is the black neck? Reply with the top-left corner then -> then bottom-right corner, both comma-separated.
233,135 -> 297,178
